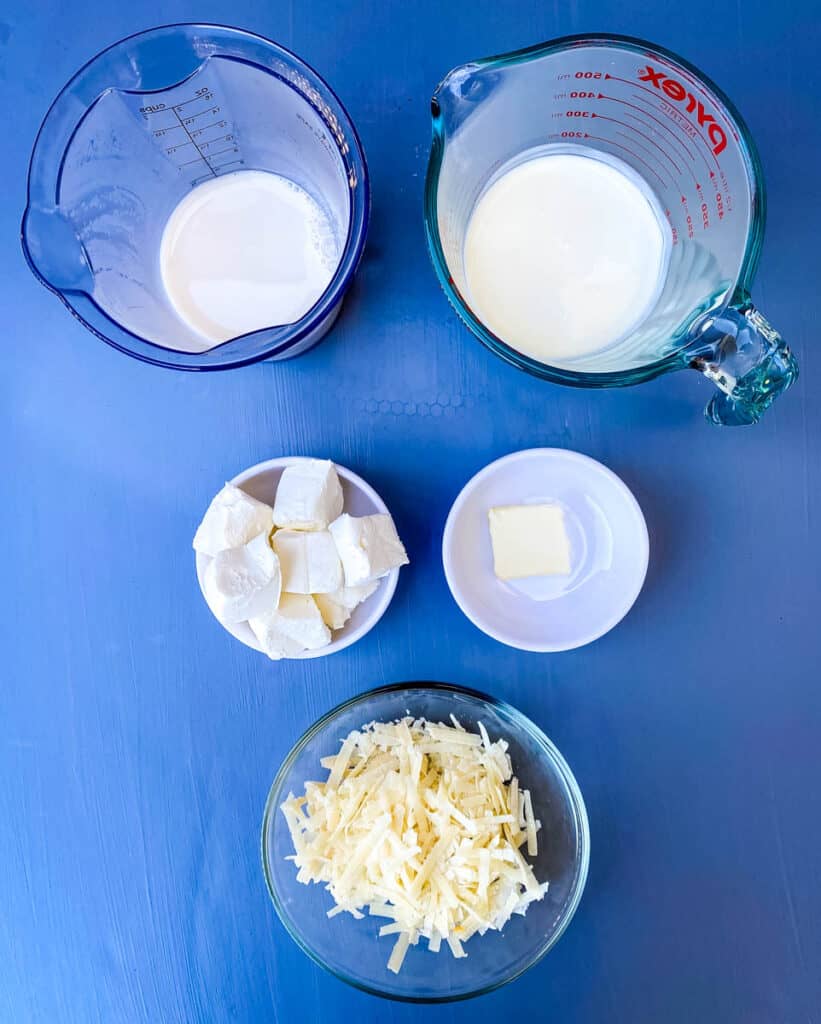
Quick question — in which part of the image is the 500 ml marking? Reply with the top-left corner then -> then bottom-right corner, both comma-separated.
139,87 -> 243,184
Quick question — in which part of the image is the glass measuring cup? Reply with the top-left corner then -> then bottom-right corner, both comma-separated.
21,24 -> 369,370
424,34 -> 797,425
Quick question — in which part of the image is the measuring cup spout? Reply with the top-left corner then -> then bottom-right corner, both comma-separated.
430,63 -> 489,134
689,304 -> 798,426
22,205 -> 93,296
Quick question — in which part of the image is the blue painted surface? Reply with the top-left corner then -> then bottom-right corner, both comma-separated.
1,2 -> 819,1021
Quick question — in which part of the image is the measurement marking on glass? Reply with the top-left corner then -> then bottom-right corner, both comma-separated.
153,125 -> 186,138
655,106 -> 722,171
681,193 -> 695,239
646,56 -> 739,138
165,140 -> 196,155
172,107 -> 218,177
603,74 -> 722,166
584,134 -> 668,188
200,135 -> 233,149
620,108 -> 698,173
664,207 -> 680,246
600,93 -> 703,169
210,161 -> 245,174
591,112 -> 686,179
629,96 -> 719,199
141,83 -> 243,184
190,121 -> 227,137
614,132 -> 674,191
608,71 -> 729,146
183,107 -> 221,124
173,89 -> 213,110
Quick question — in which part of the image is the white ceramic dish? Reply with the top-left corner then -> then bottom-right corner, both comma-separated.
442,449 -> 649,652
195,457 -> 400,659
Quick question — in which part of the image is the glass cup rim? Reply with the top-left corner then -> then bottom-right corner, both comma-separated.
21,22 -> 370,370
423,31 -> 766,388
260,679 -> 591,1003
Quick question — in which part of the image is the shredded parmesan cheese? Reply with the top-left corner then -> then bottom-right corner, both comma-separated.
281,717 -> 549,973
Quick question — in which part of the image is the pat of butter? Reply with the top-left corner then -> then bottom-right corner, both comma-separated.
488,503 -> 571,580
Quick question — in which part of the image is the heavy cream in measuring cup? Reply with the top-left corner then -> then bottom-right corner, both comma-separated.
160,170 -> 341,347
463,152 -> 668,364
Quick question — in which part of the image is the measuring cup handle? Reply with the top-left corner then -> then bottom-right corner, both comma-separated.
689,304 -> 798,426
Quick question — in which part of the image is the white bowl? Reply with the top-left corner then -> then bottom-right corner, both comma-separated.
195,457 -> 400,659
442,449 -> 649,652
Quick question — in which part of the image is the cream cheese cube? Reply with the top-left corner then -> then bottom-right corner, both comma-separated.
271,530 -> 343,594
203,532 -> 282,623
248,615 -> 305,660
249,594 -> 331,659
272,459 -> 344,532
193,482 -> 273,556
314,581 -> 380,630
328,513 -> 409,587
488,503 -> 572,580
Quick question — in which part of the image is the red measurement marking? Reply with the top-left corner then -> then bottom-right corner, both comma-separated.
695,182 -> 709,227
680,194 -> 696,239
636,66 -> 727,155
604,74 -> 721,166
632,94 -> 719,173
620,107 -> 696,168
598,92 -> 705,171
649,53 -> 739,141
664,207 -> 680,246
614,131 -> 679,191
591,112 -> 686,179
583,134 -> 668,188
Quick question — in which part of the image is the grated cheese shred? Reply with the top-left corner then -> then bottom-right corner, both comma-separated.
281,717 -> 549,973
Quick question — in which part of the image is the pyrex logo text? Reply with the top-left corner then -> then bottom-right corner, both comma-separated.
638,65 -> 727,156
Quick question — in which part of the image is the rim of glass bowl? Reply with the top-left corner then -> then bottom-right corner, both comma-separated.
423,31 -> 766,389
21,22 -> 370,371
261,680 -> 591,1003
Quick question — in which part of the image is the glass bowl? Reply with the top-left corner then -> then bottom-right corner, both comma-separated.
261,682 -> 590,1002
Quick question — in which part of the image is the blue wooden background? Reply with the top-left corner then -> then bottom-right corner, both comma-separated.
2,1 -> 819,1021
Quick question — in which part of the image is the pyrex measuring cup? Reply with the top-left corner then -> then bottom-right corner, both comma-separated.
425,34 -> 797,425
21,24 -> 369,370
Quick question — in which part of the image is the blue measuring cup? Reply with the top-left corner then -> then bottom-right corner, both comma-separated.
425,34 -> 797,425
22,24 -> 369,370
